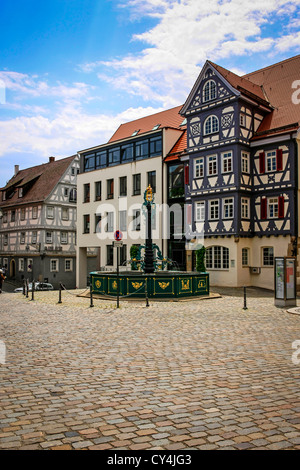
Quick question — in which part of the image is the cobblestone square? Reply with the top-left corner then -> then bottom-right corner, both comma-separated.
0,287 -> 299,450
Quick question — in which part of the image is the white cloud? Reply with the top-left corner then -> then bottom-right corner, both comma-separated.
87,0 -> 300,106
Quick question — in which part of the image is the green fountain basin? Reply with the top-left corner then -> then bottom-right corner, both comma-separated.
90,271 -> 209,299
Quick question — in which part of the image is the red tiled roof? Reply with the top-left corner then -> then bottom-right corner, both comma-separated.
208,61 -> 269,104
0,156 -> 76,207
165,130 -> 187,161
108,105 -> 185,143
243,55 -> 300,137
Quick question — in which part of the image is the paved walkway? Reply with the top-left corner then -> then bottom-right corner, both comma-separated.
0,287 -> 299,450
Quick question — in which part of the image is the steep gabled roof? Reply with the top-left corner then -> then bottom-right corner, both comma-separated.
108,105 -> 185,143
0,156 -> 76,207
242,55 -> 300,137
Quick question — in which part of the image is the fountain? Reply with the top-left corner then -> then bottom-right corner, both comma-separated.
89,185 -> 209,300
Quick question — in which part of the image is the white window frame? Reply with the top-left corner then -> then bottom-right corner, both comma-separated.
65,259 -> 73,272
223,198 -> 234,219
32,206 -> 38,219
241,198 -> 250,219
27,258 -> 33,273
20,232 -> 26,244
50,259 -> 59,272
32,231 -> 37,244
206,246 -> 229,270
60,232 -> 68,244
204,115 -> 219,135
203,80 -> 217,102
195,201 -> 205,221
209,200 -> 219,220
18,258 -> 24,272
266,151 -> 277,172
222,151 -> 233,173
46,206 -> 54,219
20,208 -> 26,220
194,157 -> 204,178
106,212 -> 114,232
46,231 -> 53,244
208,155 -> 217,176
241,151 -> 250,174
268,198 -> 278,219
262,247 -> 274,267
242,248 -> 249,267
61,207 -> 69,221
119,210 -> 127,232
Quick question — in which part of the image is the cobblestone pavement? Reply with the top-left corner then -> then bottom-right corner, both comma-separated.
0,287 -> 300,450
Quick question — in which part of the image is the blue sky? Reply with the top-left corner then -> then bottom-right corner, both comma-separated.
0,0 -> 300,187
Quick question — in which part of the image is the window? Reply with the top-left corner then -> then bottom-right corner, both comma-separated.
83,215 -> 90,234
96,150 -> 107,169
65,259 -> 73,272
95,214 -> 101,233
149,136 -> 162,156
241,198 -> 250,219
209,200 -> 219,220
107,179 -> 114,199
208,155 -> 217,175
61,207 -> 69,221
46,206 -> 54,219
268,198 -> 278,218
20,208 -> 25,220
147,171 -> 156,193
32,206 -> 38,219
266,151 -> 277,172
121,143 -> 134,163
222,151 -> 232,173
195,201 -> 205,221
46,231 -> 53,244
241,152 -> 250,173
135,139 -> 148,160
108,147 -> 120,166
106,245 -> 113,266
20,232 -> 25,244
19,258 -> 24,272
84,154 -> 95,172
133,209 -> 141,231
95,181 -> 101,201
11,210 -> 16,222
133,174 -> 141,196
3,212 -> 7,223
262,247 -> 274,266
64,188 -> 69,197
106,212 -> 114,232
119,176 -> 127,197
4,234 -> 8,245
240,113 -> 246,127
223,198 -> 234,219
242,248 -> 249,267
32,231 -> 37,244
27,259 -> 33,273
119,211 -> 127,232
204,115 -> 219,135
206,246 -> 229,270
60,232 -> 68,244
168,164 -> 184,198
18,187 -> 23,198
195,158 -> 204,178
69,188 -> 77,203
83,184 -> 90,203
203,80 -> 217,102
50,259 -> 59,272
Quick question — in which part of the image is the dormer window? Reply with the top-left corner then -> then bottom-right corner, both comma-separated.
18,187 -> 23,198
204,115 -> 219,135
203,80 -> 216,102
131,130 -> 140,136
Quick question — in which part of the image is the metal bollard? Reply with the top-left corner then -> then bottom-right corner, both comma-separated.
90,284 -> 94,308
23,279 -> 26,296
26,279 -> 29,298
243,286 -> 248,310
31,279 -> 35,301
58,283 -> 62,304
145,277 -> 149,308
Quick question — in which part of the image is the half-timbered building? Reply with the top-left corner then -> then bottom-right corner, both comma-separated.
179,55 -> 300,289
0,155 -> 79,288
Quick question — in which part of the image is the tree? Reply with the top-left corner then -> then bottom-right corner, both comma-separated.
196,246 -> 206,272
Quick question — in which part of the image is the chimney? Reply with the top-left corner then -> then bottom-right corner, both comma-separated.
14,165 -> 19,176
49,156 -> 55,163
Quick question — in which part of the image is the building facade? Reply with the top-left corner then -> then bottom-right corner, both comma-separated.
179,56 -> 300,289
0,155 -> 79,289
76,106 -> 186,288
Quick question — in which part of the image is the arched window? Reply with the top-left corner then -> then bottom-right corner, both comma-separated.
203,80 -> 217,102
204,115 -> 219,135
206,246 -> 229,270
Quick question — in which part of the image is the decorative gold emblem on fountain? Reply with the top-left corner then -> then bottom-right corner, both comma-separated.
181,279 -> 190,290
158,281 -> 170,290
132,282 -> 143,290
